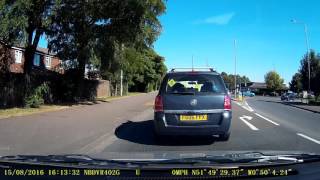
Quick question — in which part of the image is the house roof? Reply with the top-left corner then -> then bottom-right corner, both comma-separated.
36,47 -> 56,56
249,82 -> 288,90
249,82 -> 267,89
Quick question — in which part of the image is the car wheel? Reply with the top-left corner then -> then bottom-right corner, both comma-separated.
153,131 -> 168,142
219,132 -> 230,141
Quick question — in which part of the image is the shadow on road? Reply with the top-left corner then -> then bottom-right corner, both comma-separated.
115,120 -> 221,146
256,99 -> 284,104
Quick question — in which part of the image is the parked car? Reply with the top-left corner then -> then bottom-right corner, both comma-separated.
242,91 -> 255,97
308,92 -> 315,99
281,92 -> 296,101
269,92 -> 279,96
154,68 -> 232,141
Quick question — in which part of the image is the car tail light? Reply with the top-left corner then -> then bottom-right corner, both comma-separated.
224,95 -> 231,110
154,95 -> 163,112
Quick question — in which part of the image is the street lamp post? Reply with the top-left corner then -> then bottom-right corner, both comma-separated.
291,19 -> 311,92
234,40 -> 237,99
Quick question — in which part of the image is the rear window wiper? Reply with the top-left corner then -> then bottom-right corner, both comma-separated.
168,92 -> 195,95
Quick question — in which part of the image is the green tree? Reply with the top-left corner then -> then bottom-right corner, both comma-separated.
298,50 -> 320,96
47,0 -> 166,96
264,71 -> 284,92
0,0 -> 57,101
0,0 -> 55,75
221,72 -> 251,90
122,47 -> 166,92
289,73 -> 303,93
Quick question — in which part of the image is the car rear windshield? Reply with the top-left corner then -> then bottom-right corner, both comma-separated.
164,73 -> 226,94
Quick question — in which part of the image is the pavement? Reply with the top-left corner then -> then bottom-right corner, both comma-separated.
282,100 -> 320,114
0,93 -> 320,159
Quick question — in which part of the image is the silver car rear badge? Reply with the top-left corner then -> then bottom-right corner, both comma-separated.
190,99 -> 197,106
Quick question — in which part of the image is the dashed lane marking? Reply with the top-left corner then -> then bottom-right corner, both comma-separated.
254,113 -> 280,126
297,133 -> 320,145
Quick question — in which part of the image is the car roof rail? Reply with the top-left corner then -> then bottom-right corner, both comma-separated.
170,67 -> 216,72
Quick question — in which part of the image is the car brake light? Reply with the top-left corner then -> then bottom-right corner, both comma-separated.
224,95 -> 231,110
154,95 -> 163,112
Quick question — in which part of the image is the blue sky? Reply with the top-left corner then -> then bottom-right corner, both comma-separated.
38,0 -> 320,84
154,0 -> 320,84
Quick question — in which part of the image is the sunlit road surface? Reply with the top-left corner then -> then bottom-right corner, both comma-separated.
0,92 -> 320,158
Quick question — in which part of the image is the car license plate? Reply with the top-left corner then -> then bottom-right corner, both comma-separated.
180,114 -> 208,121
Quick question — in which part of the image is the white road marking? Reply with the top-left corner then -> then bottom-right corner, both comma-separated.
297,133 -> 320,145
239,116 -> 259,131
234,101 -> 254,112
254,113 -> 280,126
242,115 -> 253,120
244,101 -> 254,112
241,105 -> 254,112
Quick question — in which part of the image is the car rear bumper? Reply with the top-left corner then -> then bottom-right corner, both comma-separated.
154,111 -> 232,136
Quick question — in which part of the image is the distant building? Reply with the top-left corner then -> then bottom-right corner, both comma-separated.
0,42 -> 63,74
247,82 -> 288,95
247,82 -> 268,92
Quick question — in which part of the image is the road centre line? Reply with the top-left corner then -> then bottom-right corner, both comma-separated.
297,133 -> 320,145
239,116 -> 259,131
254,113 -> 280,126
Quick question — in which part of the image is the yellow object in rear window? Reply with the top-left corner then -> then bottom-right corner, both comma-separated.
168,79 -> 176,87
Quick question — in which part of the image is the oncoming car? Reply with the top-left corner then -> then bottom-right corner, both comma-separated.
154,68 -> 232,141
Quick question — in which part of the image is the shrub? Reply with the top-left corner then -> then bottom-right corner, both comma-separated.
24,83 -> 50,108
309,97 -> 320,106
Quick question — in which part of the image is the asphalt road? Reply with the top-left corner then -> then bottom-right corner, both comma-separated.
0,93 -> 319,159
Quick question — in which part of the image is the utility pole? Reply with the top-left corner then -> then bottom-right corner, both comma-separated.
291,19 -> 311,92
120,69 -> 123,96
120,43 -> 124,96
192,55 -> 194,71
304,24 -> 311,92
234,40 -> 237,99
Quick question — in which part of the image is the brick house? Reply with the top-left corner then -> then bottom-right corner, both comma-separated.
5,44 -> 63,74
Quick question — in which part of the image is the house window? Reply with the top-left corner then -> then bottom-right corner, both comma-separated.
33,54 -> 40,66
45,56 -> 51,68
14,50 -> 22,63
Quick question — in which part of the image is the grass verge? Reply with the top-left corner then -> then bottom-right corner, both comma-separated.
0,105 -> 70,119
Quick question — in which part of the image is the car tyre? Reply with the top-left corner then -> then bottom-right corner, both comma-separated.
219,132 -> 230,141
153,131 -> 167,143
